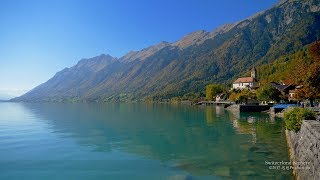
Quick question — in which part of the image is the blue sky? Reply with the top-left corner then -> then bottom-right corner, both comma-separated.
0,0 -> 278,99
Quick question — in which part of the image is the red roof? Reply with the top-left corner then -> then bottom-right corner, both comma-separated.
281,79 -> 294,85
234,77 -> 256,83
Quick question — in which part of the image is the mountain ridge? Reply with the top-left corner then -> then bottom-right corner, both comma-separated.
13,0 -> 320,102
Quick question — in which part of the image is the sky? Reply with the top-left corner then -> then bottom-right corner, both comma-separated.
0,0 -> 279,99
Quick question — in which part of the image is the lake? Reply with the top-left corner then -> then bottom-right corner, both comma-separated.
0,102 -> 292,179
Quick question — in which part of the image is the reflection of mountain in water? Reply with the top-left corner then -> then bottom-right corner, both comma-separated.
22,103 -> 292,178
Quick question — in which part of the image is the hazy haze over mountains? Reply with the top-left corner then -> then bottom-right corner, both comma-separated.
14,0 -> 320,102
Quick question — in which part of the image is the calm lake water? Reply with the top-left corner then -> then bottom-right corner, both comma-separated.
0,102 -> 292,179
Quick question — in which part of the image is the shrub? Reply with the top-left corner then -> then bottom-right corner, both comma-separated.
284,107 -> 303,132
284,107 -> 316,132
303,108 -> 316,120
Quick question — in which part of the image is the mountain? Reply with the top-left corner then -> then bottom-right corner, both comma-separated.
13,0 -> 320,102
16,54 -> 119,101
256,40 -> 320,86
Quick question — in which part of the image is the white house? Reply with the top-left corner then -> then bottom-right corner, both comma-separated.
232,67 -> 258,89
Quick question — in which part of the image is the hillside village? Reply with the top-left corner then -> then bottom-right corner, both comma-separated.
229,67 -> 301,104
199,40 -> 320,109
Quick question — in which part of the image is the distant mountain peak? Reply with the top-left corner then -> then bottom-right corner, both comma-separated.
74,53 -> 117,72
158,41 -> 170,45
97,53 -> 114,59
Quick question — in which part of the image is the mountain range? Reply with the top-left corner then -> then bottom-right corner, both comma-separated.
13,0 -> 320,102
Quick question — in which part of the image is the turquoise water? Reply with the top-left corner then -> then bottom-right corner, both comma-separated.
0,103 -> 292,179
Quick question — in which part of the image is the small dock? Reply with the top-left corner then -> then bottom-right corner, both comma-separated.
227,104 -> 273,112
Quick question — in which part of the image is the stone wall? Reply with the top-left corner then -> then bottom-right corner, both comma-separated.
286,120 -> 320,180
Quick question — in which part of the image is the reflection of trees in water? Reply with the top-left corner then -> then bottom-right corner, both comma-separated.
205,107 -> 214,124
22,103 -> 291,178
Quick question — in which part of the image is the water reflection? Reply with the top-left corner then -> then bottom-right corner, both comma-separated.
20,103 -> 292,179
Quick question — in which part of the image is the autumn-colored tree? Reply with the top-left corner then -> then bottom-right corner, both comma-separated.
295,41 -> 320,106
229,92 -> 240,102
229,89 -> 256,104
238,89 -> 256,104
308,40 -> 320,61
205,84 -> 224,101
307,41 -> 320,92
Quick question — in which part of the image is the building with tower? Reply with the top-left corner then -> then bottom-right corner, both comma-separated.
232,67 -> 258,89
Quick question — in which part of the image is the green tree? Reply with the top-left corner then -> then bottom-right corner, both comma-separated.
256,85 -> 281,102
238,89 -> 256,104
205,84 -> 224,101
181,92 -> 200,102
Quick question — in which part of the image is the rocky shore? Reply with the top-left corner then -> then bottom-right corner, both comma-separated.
285,120 -> 320,180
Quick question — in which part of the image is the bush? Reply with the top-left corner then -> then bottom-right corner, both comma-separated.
284,107 -> 316,132
303,108 -> 317,120
284,108 -> 304,132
